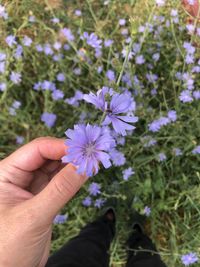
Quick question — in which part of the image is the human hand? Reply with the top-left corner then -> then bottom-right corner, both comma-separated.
0,137 -> 87,267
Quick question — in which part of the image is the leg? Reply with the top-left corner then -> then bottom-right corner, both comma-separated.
126,224 -> 167,267
46,209 -> 115,267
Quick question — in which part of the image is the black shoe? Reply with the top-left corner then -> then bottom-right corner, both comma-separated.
131,210 -> 146,234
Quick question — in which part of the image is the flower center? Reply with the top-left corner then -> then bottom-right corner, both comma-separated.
85,143 -> 95,156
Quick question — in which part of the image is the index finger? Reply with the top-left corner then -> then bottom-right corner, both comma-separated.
2,137 -> 66,172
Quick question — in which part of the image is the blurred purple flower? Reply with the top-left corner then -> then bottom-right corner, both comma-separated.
61,28 -> 75,42
35,44 -> 43,52
51,17 -> 60,24
0,82 -> 6,92
192,146 -> 200,155
57,73 -> 65,82
110,149 -> 126,166
53,41 -> 62,50
16,136 -> 24,145
22,36 -> 32,47
84,88 -> 108,111
14,45 -> 23,59
181,252 -> 198,266
53,214 -> 68,224
106,70 -> 116,82
168,110 -> 177,122
155,0 -> 165,6
158,153 -> 167,162
0,52 -> 6,61
52,90 -> 64,100
122,167 -> 135,181
62,124 -> 115,176
10,72 -> 21,84
75,9 -> 82,16
179,90 -> 193,103
82,32 -> 102,49
173,148 -> 183,156
41,112 -> 57,128
193,91 -> 200,100
82,196 -> 92,207
44,43 -> 53,55
135,55 -> 145,65
88,182 -> 101,196
144,206 -> 151,216
5,35 -> 17,47
119,19 -> 126,26
0,4 -> 8,19
104,39 -> 113,47
94,198 -> 105,208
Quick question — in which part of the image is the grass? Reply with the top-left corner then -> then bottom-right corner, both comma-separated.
0,0 -> 200,266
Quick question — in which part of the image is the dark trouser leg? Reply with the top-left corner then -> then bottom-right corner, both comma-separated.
45,215 -> 115,267
126,228 -> 167,267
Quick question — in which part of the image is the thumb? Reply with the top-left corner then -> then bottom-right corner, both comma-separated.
30,163 -> 87,223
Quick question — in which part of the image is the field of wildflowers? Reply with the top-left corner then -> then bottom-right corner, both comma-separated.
0,0 -> 200,266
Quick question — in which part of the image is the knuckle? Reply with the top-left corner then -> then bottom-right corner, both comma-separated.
54,175 -> 77,199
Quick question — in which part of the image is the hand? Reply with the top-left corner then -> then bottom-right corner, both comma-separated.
0,137 -> 87,267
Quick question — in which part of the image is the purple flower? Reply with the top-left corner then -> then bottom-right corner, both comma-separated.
41,81 -> 55,91
171,9 -> 178,17
53,214 -> 68,224
193,91 -> 200,100
0,52 -> 6,61
62,124 -> 115,176
152,53 -> 160,62
22,36 -> 32,47
44,44 -> 53,55
192,146 -> 200,155
179,90 -> 193,103
29,16 -> 36,22
51,17 -> 60,24
144,206 -> 151,216
81,32 -> 102,50
109,149 -> 126,166
103,93 -> 138,136
35,44 -> 43,52
142,136 -> 157,148
135,55 -> 145,65
104,39 -> 113,47
12,100 -> 21,109
88,182 -> 101,196
61,28 -> 75,42
173,148 -> 183,156
168,110 -> 177,122
155,0 -> 165,6
16,136 -> 24,145
84,89 -> 107,111
183,42 -> 195,54
5,35 -> 17,47
57,73 -> 65,82
14,45 -> 23,59
119,19 -> 126,26
94,198 -> 105,208
122,167 -> 135,181
82,196 -> 92,207
106,70 -> 116,82
65,90 -> 83,107
41,112 -> 57,128
0,4 -> 8,19
187,0 -> 195,5
181,253 -> 198,266
158,153 -> 167,162
73,68 -> 81,75
52,90 -> 64,100
0,82 -> 6,92
53,41 -> 62,50
75,9 -> 82,16
10,72 -> 21,84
